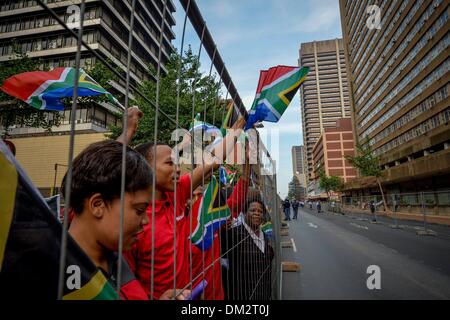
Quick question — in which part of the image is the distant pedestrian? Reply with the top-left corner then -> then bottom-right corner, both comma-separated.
282,198 -> 291,221
316,201 -> 321,213
369,200 -> 376,222
292,200 -> 299,220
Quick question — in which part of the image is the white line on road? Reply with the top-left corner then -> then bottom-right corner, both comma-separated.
307,222 -> 318,228
291,238 -> 297,252
350,222 -> 369,230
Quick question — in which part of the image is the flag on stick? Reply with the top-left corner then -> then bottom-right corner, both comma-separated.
244,65 -> 309,130
0,67 -> 119,111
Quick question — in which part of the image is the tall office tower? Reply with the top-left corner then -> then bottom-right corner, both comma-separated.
292,145 -> 307,198
298,39 -> 351,190
339,0 -> 450,192
0,0 -> 176,195
292,146 -> 306,182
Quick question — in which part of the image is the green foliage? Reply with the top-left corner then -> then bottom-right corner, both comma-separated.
318,168 -> 344,196
288,175 -> 302,200
109,47 -> 226,146
345,138 -> 382,177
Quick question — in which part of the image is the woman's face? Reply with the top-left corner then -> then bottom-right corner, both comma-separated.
246,202 -> 264,229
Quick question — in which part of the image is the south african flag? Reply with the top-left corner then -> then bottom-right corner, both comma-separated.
190,176 -> 231,251
245,65 -> 309,130
0,139 -> 118,300
0,67 -> 118,111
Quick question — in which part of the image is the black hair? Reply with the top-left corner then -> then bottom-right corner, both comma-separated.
61,140 -> 152,214
134,141 -> 166,162
243,196 -> 267,217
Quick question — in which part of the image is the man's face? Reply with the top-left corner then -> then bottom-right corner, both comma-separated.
246,202 -> 264,229
153,145 -> 180,192
98,189 -> 150,251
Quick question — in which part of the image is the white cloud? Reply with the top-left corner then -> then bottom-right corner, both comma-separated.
272,0 -> 341,34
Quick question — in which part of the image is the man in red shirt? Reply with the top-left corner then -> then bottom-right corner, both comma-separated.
125,118 -> 246,299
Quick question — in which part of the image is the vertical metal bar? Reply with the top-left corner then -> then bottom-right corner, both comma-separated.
176,0 -> 192,295
216,87 -> 229,300
57,0 -> 86,300
206,55 -> 222,300
272,172 -> 281,300
150,0 -> 168,300
421,191 -> 427,231
186,22 -> 206,299
200,45 -> 217,292
117,0 -> 136,296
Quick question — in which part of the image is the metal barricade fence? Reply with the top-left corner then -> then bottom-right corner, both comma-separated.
341,191 -> 450,227
0,0 -> 282,300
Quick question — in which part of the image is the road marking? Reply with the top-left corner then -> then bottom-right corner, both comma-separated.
290,238 -> 297,252
350,222 -> 369,230
307,222 -> 318,228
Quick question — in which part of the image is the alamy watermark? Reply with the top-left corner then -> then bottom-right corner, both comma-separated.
366,5 -> 381,30
366,265 -> 381,290
171,128 -> 279,176
66,5 -> 81,30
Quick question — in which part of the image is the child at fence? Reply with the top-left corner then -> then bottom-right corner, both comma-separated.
124,116 -> 246,299
60,139 -> 153,299
189,147 -> 251,300
57,106 -> 186,300
222,197 -> 274,300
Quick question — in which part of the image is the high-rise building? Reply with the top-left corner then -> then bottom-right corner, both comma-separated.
0,0 -> 176,195
339,0 -> 450,193
292,145 -> 307,199
291,145 -> 305,175
298,39 -> 352,188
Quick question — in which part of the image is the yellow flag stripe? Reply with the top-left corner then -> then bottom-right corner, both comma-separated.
0,153 -> 18,271
278,74 -> 307,105
63,271 -> 108,300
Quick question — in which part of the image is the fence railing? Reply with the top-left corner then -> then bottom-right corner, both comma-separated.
0,0 -> 281,301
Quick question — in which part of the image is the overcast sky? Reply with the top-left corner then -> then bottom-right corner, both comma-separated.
172,0 -> 343,198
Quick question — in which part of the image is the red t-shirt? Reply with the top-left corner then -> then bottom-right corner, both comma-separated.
191,177 -> 249,300
125,174 -> 192,299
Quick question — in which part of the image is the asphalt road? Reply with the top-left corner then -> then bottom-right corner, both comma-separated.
281,207 -> 450,299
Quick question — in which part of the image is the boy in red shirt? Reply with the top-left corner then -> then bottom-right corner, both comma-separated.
125,118 -> 246,299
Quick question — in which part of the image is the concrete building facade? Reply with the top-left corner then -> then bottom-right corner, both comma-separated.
298,39 -> 352,192
339,0 -> 450,194
291,145 -> 307,194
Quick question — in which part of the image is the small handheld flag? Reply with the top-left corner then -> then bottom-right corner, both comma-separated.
190,176 -> 231,251
219,166 -> 236,185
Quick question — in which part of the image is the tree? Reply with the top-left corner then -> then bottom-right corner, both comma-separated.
345,139 -> 387,211
318,168 -> 343,199
288,175 -> 302,200
109,47 -> 227,146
